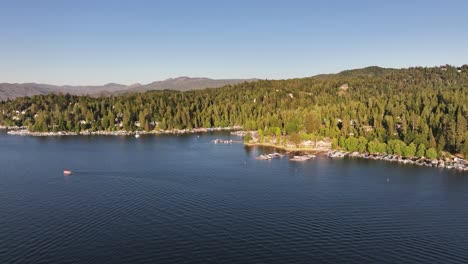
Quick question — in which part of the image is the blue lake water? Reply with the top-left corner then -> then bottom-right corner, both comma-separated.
0,132 -> 467,263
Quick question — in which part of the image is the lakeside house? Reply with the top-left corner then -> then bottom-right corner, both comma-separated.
339,83 -> 349,90
247,131 -> 332,151
362,125 -> 374,132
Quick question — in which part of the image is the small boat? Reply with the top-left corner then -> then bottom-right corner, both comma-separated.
135,134 -> 140,138
63,169 -> 72,175
256,154 -> 270,160
290,155 -> 310,161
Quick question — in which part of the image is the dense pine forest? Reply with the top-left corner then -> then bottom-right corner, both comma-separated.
1,65 -> 467,156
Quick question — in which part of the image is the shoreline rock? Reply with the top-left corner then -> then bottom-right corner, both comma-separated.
230,130 -> 251,136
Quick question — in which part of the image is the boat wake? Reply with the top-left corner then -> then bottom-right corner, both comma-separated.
68,171 -> 151,178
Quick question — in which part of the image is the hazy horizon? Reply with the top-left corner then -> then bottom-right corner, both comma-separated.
0,64 -> 465,87
0,76 -> 259,87
1,0 -> 467,85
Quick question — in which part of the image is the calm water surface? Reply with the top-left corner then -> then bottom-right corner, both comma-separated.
0,132 -> 467,264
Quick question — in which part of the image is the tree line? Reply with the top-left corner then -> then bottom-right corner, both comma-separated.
1,65 -> 467,156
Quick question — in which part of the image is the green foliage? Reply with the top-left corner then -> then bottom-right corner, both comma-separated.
367,139 -> 387,154
243,133 -> 252,143
357,136 -> 368,153
463,141 -> 468,158
416,144 -> 426,158
300,132 -> 311,141
284,121 -> 299,134
289,133 -> 301,145
402,143 -> 417,158
345,136 -> 359,152
338,136 -> 346,149
425,148 -> 438,159
387,140 -> 407,156
376,142 -> 387,154
258,129 -> 265,142
304,112 -> 321,133
332,138 -> 339,149
367,140 -> 378,154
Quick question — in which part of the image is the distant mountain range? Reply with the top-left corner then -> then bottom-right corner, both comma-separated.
0,77 -> 258,101
4,65 -> 461,101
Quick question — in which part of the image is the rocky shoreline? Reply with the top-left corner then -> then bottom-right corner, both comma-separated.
230,130 -> 250,136
4,126 -> 243,137
327,150 -> 468,172
0,125 -> 26,130
242,135 -> 466,171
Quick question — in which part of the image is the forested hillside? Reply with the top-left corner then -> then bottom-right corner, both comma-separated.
1,65 -> 467,155
0,77 -> 257,101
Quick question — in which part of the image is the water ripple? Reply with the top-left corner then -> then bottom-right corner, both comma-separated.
1,133 -> 467,263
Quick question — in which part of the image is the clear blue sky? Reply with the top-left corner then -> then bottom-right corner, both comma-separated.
1,0 -> 467,85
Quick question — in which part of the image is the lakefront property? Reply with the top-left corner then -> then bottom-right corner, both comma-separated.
1,66 -> 467,172
239,130 -> 467,171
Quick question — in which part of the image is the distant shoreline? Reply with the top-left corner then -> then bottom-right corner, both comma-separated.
0,125 -> 26,130
2,126 -> 242,137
